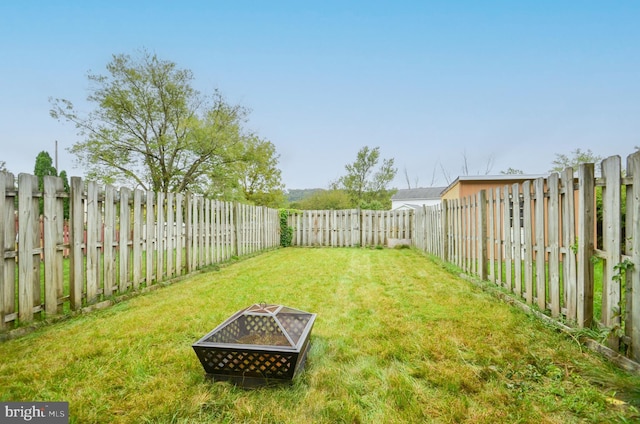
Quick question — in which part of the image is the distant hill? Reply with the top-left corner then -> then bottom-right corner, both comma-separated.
286,188 -> 323,202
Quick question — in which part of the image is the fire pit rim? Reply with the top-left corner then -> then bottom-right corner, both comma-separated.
192,303 -> 317,350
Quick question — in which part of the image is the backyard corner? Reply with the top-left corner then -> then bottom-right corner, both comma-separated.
0,248 -> 639,423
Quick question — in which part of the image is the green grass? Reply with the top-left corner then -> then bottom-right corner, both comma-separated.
1,248 -> 639,423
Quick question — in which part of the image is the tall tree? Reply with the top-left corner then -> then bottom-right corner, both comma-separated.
0,161 -> 6,172
550,148 -> 602,172
237,136 -> 286,207
205,135 -> 286,207
333,146 -> 397,209
50,50 -> 248,193
34,151 -> 57,214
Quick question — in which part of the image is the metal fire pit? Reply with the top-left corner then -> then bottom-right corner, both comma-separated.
192,304 -> 316,387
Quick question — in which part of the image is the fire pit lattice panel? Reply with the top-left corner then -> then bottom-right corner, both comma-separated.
193,304 -> 316,387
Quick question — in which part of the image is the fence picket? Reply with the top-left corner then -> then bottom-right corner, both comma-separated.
18,174 -> 41,321
522,181 -> 534,305
601,156 -> 622,350
577,163 -> 595,328
628,152 -> 640,362
103,184 -> 116,297
0,173 -> 16,329
534,177 -> 546,311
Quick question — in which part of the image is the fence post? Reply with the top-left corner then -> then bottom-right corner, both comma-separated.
601,156 -> 622,350
85,181 -> 99,304
103,185 -> 116,297
577,163 -> 595,328
441,199 -> 448,262
18,173 -> 41,322
522,181 -> 534,305
234,203 -> 241,257
43,175 -> 64,315
146,190 -> 155,284
132,189 -> 143,288
119,187 -> 131,292
0,172 -> 16,329
477,190 -> 487,281
69,177 -> 83,310
562,168 -> 578,322
534,177 -> 546,311
548,173 -> 561,317
627,152 -> 640,361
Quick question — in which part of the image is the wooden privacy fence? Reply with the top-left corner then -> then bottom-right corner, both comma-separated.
0,173 -> 280,329
414,152 -> 640,364
286,209 -> 413,247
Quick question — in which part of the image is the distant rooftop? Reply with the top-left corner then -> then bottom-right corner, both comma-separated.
441,174 -> 548,197
391,187 -> 446,201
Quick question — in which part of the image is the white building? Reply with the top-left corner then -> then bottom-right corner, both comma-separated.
391,187 -> 446,210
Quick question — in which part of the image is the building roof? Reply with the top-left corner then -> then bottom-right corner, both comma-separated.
441,174 -> 547,197
391,187 -> 446,201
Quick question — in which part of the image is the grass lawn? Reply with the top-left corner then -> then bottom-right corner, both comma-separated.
1,248 -> 639,423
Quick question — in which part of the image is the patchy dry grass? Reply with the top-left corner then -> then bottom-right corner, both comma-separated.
0,248 -> 638,423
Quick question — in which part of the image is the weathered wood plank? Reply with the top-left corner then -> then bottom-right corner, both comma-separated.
198,195 -> 204,266
577,163 -> 595,328
601,155 -> 622,350
69,177 -> 84,310
548,173 -> 561,317
132,189 -> 143,289
119,187 -> 130,292
487,189 -> 496,283
522,181 -> 534,304
495,188 -> 503,287
503,186 -> 512,291
166,193 -> 175,278
0,172 -> 15,328
477,190 -> 487,281
103,184 -> 116,297
513,183 -> 522,297
156,192 -> 165,282
146,190 -> 155,284
43,176 -> 64,316
176,193 -> 184,274
561,168 -> 578,322
18,173 -> 40,321
628,151 -> 640,361
85,181 -> 99,304
534,177 -> 546,311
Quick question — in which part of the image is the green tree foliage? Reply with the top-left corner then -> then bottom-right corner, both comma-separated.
333,146 -> 397,210
205,136 -> 286,207
239,137 -> 285,207
34,151 -> 57,215
0,161 -> 6,172
550,148 -> 602,173
291,189 -> 352,210
50,50 -> 252,194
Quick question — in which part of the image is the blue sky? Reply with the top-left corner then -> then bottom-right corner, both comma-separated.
2,1 -> 639,189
